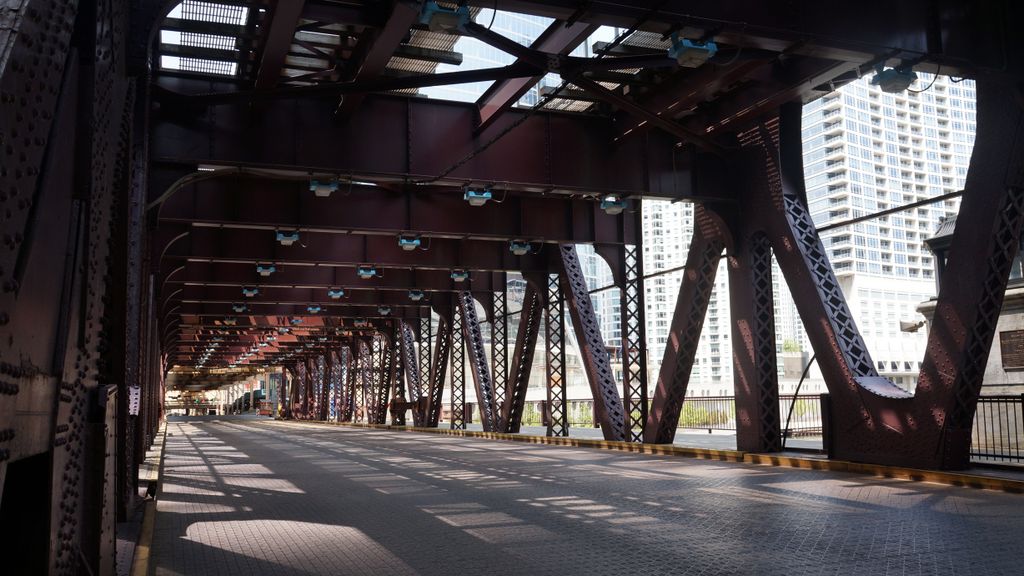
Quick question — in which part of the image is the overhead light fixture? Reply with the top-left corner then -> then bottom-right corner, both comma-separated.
258,342 -> 268,347
419,0 -> 469,33
327,288 -> 345,299
224,317 -> 237,326
408,290 -> 424,302
398,234 -> 422,251
451,269 -> 469,282
354,318 -> 370,328
306,305 -> 322,314
242,286 -> 259,298
232,303 -> 248,313
871,65 -> 918,93
278,326 -> 290,334
276,230 -> 300,246
357,265 -> 377,280
290,317 -> 304,325
668,33 -> 717,68
256,264 -> 276,277
463,187 -> 493,207
378,305 -> 392,316
265,335 -> 277,342
310,179 -> 339,198
600,194 -> 628,215
509,240 -> 532,256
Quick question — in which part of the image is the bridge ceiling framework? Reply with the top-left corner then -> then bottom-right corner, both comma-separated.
0,0 -> 1022,572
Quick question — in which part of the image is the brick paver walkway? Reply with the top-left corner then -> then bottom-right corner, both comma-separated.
151,416 -> 1024,575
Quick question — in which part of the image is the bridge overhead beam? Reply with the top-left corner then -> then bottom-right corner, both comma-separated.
158,177 -> 635,244
164,262 -> 507,293
150,93 -> 709,199
158,227 -> 558,273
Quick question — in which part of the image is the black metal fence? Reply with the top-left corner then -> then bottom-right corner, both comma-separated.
971,395 -> 1024,463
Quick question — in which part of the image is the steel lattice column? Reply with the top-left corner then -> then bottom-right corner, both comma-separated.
559,245 -> 627,441
545,274 -> 568,437
426,319 -> 451,428
491,288 -> 509,430
374,335 -> 394,425
391,324 -> 407,426
400,322 -> 421,425
621,243 -> 649,442
458,292 -> 498,431
450,299 -> 467,429
341,347 -> 355,422
503,286 -> 541,433
645,208 -> 728,443
419,316 -> 432,402
359,340 -> 373,423
729,233 -> 781,452
319,353 -> 330,421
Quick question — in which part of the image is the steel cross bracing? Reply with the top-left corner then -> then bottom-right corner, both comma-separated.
622,244 -> 649,443
400,321 -> 421,425
544,274 -> 568,437
427,320 -> 451,428
417,317 -> 432,426
491,289 -> 509,431
390,324 -> 407,426
503,286 -> 542,433
450,299 -> 467,430
558,246 -> 627,441
458,292 -> 498,431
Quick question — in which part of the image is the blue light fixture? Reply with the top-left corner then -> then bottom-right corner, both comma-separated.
398,234 -> 422,251
242,286 -> 259,297
419,0 -> 469,33
223,317 -> 237,326
408,290 -> 425,302
668,33 -> 717,68
871,65 -> 918,93
306,305 -> 321,314
232,303 -> 247,313
327,288 -> 345,299
310,179 -> 339,198
290,317 -> 304,325
509,240 -> 532,256
276,230 -> 300,246
463,188 -> 493,206
256,263 -> 276,277
451,269 -> 469,282
357,265 -> 377,279
600,195 -> 628,215
378,305 -> 391,316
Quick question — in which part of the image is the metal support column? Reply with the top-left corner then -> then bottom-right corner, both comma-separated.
458,292 -> 498,431
503,286 -> 541,433
491,287 -> 509,430
621,243 -> 649,443
644,208 -> 728,443
729,233 -> 781,452
426,320 -> 451,428
559,245 -> 627,441
545,274 -> 568,437
450,298 -> 467,429
400,321 -> 423,426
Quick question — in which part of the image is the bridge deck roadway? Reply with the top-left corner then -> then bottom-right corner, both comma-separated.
152,416 -> 1023,576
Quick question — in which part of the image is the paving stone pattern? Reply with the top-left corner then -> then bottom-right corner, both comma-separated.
151,416 -> 1024,576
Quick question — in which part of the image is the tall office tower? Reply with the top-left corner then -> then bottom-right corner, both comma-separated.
802,74 -> 976,389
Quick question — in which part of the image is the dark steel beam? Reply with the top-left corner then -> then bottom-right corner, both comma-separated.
254,0 -> 307,90
163,261 -> 507,294
158,226 -> 553,273
337,0 -> 422,117
150,93 -> 704,199
157,177 -> 631,243
476,19 -> 598,133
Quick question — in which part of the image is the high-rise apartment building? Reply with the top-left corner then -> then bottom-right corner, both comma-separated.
801,74 -> 976,389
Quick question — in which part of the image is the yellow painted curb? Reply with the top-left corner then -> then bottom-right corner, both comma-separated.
131,421 -> 169,576
309,420 -> 1024,493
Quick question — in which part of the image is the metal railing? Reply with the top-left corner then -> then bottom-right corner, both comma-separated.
971,395 -> 1024,463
